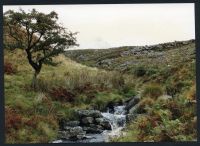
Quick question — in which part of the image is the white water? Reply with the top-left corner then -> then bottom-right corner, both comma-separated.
101,105 -> 126,142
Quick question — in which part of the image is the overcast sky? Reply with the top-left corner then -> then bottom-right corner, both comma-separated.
3,4 -> 195,49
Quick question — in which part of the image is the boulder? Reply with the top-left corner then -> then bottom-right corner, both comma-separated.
58,126 -> 86,140
117,116 -> 126,127
70,126 -> 85,136
95,118 -> 104,124
83,124 -> 104,133
63,126 -> 72,131
95,118 -> 111,130
76,110 -> 103,118
58,131 -> 71,140
125,95 -> 140,111
83,126 -> 103,134
100,120 -> 112,130
81,117 -> 94,125
128,104 -> 139,115
65,121 -> 80,127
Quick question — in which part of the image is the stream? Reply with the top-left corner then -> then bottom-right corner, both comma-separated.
53,105 -> 127,143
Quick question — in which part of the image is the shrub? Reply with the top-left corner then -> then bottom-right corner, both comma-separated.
74,94 -> 92,105
4,61 -> 17,75
137,97 -> 155,114
5,107 -> 23,132
134,66 -> 146,77
92,92 -> 123,111
49,87 -> 76,102
186,84 -> 196,101
120,85 -> 136,98
146,68 -> 158,76
142,84 -> 163,99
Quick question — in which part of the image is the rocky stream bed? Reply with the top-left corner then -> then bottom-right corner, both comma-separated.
51,94 -> 171,143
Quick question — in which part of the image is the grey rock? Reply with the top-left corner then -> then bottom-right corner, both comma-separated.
58,130 -> 70,140
95,118 -> 104,124
83,126 -> 103,134
95,118 -> 111,130
69,126 -> 86,140
76,110 -> 103,118
97,59 -> 114,66
81,117 -> 94,125
120,51 -> 131,56
58,126 -> 86,140
125,95 -> 140,111
128,104 -> 139,115
65,121 -> 80,127
100,120 -> 112,130
63,126 -> 72,131
77,55 -> 87,61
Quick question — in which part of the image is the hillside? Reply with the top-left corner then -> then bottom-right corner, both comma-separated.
66,39 -> 196,93
65,40 -> 195,73
4,50 -> 135,143
65,40 -> 197,142
4,39 -> 197,143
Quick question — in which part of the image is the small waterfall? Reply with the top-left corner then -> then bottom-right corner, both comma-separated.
54,105 -> 127,143
101,105 -> 126,141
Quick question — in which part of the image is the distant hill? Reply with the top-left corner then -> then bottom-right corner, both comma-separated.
65,40 -> 195,74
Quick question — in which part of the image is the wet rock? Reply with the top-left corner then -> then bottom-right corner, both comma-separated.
58,131 -> 70,140
76,110 -> 103,118
63,126 -> 72,131
65,121 -> 80,127
100,120 -> 112,130
117,117 -> 126,127
95,118 -> 111,130
128,105 -> 139,115
81,117 -> 94,125
70,126 -> 86,139
83,126 -> 103,134
125,95 -> 140,111
95,118 -> 104,124
58,126 -> 86,140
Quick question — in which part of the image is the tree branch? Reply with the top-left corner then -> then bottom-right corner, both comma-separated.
29,33 -> 43,50
7,24 -> 23,47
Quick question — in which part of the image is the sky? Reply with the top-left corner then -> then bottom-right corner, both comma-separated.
3,4 -> 195,49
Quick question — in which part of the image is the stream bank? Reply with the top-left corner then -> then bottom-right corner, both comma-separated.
52,95 -> 141,143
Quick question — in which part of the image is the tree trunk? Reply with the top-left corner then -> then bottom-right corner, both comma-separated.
31,70 -> 39,90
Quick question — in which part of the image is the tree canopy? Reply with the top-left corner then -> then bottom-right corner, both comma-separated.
4,9 -> 78,87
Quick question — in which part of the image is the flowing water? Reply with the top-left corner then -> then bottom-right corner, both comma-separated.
53,105 -> 127,143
